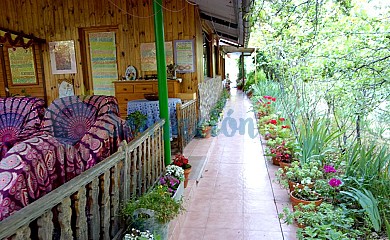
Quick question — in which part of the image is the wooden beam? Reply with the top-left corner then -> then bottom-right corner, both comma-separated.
0,27 -> 46,43
200,12 -> 238,29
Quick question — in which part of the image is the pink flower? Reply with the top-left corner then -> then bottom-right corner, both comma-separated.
263,96 -> 270,99
323,165 -> 337,173
329,178 -> 342,187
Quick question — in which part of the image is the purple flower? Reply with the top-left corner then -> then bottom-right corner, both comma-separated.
159,177 -> 166,185
323,165 -> 337,173
329,178 -> 342,187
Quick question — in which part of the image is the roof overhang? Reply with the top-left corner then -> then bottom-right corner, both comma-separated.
192,0 -> 253,47
221,46 -> 255,55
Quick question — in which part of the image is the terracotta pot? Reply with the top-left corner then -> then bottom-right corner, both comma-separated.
272,156 -> 280,166
202,126 -> 212,138
288,181 -> 314,192
279,162 -> 291,173
183,167 -> 192,188
290,191 -> 322,211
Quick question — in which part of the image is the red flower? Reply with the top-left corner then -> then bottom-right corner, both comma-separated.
271,97 -> 276,102
279,117 -> 285,121
267,102 -> 271,104
270,119 -> 277,125
263,96 -> 270,99
282,125 -> 290,129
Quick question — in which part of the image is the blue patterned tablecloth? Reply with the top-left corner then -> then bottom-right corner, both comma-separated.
127,98 -> 182,137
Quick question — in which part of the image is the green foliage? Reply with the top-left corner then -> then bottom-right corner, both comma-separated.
341,187 -> 382,232
297,118 -> 342,165
122,186 -> 182,224
127,111 -> 147,136
279,203 -> 362,239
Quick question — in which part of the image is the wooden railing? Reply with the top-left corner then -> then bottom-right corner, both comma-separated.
176,99 -> 197,153
0,120 -> 166,240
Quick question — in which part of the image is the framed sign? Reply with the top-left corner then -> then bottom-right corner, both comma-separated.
140,42 -> 173,71
8,47 -> 37,85
174,39 -> 195,73
49,40 -> 77,74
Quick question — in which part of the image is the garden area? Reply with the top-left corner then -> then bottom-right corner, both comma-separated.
243,0 -> 389,239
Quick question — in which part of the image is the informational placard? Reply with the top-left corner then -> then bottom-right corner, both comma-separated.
89,32 -> 117,96
174,39 -> 195,73
8,47 -> 37,85
140,42 -> 173,71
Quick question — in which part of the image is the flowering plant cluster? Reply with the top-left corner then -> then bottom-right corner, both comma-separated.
123,228 -> 156,240
173,153 -> 191,169
165,165 -> 184,182
159,175 -> 180,195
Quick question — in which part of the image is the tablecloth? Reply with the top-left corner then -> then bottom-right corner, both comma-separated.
127,98 -> 182,138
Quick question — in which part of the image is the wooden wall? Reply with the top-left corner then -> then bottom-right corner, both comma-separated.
0,0 -> 204,104
0,44 -> 46,100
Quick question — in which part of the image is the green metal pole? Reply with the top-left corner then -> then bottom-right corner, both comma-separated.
153,0 -> 171,166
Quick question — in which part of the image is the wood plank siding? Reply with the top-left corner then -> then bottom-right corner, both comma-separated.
0,0 -> 204,104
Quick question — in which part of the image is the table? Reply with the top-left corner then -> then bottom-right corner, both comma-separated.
127,98 -> 182,137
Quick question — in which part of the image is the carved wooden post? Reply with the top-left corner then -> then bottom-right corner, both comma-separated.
58,198 -> 72,240
87,180 -> 100,240
100,171 -> 111,240
110,165 -> 120,237
10,225 -> 31,240
74,187 -> 88,239
37,211 -> 54,240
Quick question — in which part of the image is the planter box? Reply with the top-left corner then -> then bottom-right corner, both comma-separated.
173,181 -> 184,202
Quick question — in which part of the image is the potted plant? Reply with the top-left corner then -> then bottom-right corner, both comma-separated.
172,153 -> 191,188
197,120 -> 212,138
122,186 -> 183,240
127,111 -> 147,138
290,185 -> 323,210
279,203 -> 362,239
275,161 -> 323,192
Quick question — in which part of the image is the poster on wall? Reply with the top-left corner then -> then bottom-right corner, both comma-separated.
8,47 -> 37,85
140,42 -> 173,71
49,40 -> 77,74
88,32 -> 118,96
174,39 -> 195,73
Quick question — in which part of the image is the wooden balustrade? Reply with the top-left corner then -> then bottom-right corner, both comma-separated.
0,120 -> 165,240
176,99 -> 198,152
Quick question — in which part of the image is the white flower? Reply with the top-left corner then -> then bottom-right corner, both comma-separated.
165,165 -> 185,182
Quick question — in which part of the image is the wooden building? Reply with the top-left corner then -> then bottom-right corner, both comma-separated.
0,0 -> 252,114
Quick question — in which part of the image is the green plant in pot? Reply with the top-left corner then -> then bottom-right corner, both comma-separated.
279,203 -> 362,239
122,186 -> 183,240
127,111 -> 148,137
275,161 -> 323,191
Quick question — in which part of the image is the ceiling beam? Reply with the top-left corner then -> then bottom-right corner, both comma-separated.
200,12 -> 238,29
216,31 -> 238,42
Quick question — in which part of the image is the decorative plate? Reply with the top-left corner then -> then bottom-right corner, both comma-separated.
125,65 -> 137,80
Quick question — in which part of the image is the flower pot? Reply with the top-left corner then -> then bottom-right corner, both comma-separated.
290,191 -> 322,211
184,167 -> 192,188
172,181 -> 184,202
272,156 -> 280,166
131,208 -> 168,240
279,162 -> 291,173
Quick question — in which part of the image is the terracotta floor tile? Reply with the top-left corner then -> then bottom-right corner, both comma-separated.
187,197 -> 211,212
243,188 -> 274,201
182,211 -> 209,228
203,228 -> 244,240
206,211 -> 244,229
209,198 -> 244,213
213,186 -> 244,200
243,213 -> 281,231
243,199 -> 277,214
177,227 -> 205,240
244,230 -> 284,240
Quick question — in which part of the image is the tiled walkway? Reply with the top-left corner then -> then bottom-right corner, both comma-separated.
169,89 -> 297,240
